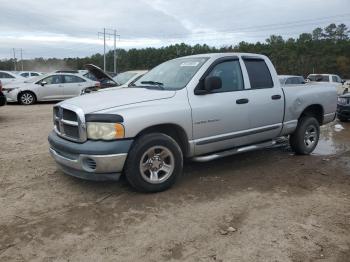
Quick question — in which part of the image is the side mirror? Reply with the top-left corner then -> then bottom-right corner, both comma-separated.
40,81 -> 47,86
204,76 -> 222,92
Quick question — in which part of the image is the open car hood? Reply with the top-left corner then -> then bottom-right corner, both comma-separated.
84,64 -> 119,87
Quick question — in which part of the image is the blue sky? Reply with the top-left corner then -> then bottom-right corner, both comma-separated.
0,0 -> 349,59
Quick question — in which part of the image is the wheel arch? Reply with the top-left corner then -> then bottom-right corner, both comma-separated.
299,104 -> 324,125
134,123 -> 190,157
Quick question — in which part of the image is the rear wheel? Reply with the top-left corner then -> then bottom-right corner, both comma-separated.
125,133 -> 183,193
290,117 -> 320,155
19,91 -> 36,105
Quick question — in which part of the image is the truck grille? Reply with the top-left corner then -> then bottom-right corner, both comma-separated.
53,105 -> 87,143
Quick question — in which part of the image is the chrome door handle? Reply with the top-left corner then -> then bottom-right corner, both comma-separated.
271,95 -> 282,100
236,98 -> 249,104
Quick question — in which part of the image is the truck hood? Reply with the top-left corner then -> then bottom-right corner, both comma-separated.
60,88 -> 176,114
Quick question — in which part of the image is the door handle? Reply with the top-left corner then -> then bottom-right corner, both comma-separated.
271,95 -> 282,100
236,98 -> 249,104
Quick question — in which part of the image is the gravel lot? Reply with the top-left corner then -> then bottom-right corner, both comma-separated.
1,103 -> 350,262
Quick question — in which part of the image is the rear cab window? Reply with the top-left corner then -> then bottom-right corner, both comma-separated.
243,58 -> 273,89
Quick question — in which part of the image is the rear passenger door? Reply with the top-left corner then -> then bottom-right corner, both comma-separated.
62,75 -> 87,98
242,57 -> 284,143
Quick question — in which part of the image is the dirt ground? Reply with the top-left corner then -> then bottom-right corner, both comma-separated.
0,103 -> 350,262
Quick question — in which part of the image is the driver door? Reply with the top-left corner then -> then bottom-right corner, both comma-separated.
188,58 -> 251,155
38,75 -> 64,100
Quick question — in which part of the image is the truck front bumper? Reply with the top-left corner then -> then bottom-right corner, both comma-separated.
48,131 -> 133,181
337,104 -> 350,119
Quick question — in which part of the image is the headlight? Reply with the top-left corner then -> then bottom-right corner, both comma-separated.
87,122 -> 125,140
338,97 -> 347,105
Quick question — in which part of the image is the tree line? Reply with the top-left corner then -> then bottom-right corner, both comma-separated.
1,23 -> 349,78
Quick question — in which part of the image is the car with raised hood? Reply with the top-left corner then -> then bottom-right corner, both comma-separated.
48,53 -> 337,193
3,73 -> 100,105
81,64 -> 147,93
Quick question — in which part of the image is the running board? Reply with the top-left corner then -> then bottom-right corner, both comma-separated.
192,140 -> 276,162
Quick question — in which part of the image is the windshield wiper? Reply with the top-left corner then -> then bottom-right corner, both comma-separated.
141,81 -> 164,86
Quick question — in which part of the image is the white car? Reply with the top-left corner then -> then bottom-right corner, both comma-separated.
307,74 -> 345,94
113,70 -> 148,87
3,73 -> 100,105
18,71 -> 43,78
279,75 -> 305,86
0,71 -> 24,85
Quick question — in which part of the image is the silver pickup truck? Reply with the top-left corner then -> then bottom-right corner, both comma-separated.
48,53 -> 337,192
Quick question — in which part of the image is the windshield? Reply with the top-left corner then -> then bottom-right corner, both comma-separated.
114,72 -> 138,85
134,57 -> 208,90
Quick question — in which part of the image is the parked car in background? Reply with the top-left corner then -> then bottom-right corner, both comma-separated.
0,81 -> 6,107
307,74 -> 345,94
337,93 -> 350,122
3,73 -> 99,105
0,71 -> 24,85
48,53 -> 337,192
18,71 -> 43,78
114,70 -> 148,87
81,64 -> 147,94
279,75 -> 305,86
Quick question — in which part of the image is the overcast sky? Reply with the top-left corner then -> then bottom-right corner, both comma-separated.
0,0 -> 349,59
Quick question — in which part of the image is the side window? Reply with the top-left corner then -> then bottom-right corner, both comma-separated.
0,72 -> 15,79
31,73 -> 39,76
64,75 -> 86,83
21,73 -> 29,77
298,77 -> 305,84
207,60 -> 244,92
41,75 -> 63,85
285,78 -> 293,85
243,59 -> 273,89
321,75 -> 329,82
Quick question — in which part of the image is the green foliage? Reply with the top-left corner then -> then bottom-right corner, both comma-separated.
1,23 -> 349,78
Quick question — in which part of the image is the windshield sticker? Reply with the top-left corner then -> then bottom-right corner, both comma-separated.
180,62 -> 200,67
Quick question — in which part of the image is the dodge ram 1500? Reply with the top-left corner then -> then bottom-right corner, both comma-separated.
48,53 -> 337,192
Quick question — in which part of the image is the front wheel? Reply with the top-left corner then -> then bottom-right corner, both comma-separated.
19,91 -> 36,105
289,117 -> 320,155
125,133 -> 183,193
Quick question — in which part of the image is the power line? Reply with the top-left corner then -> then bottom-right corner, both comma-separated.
121,13 -> 350,40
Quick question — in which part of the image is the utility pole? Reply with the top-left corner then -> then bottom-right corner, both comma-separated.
13,48 -> 17,71
103,28 -> 106,71
98,28 -> 120,73
20,48 -> 23,71
114,30 -> 117,74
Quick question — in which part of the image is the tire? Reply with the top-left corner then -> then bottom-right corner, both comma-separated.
19,91 -> 36,105
125,133 -> 183,193
289,116 -> 320,155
